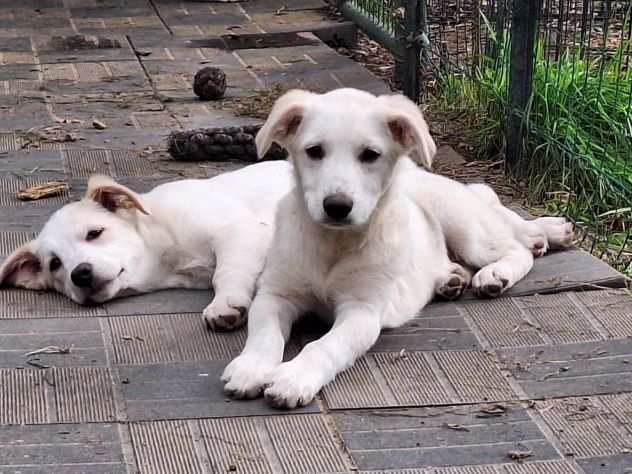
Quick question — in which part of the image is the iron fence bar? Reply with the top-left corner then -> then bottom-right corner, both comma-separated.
505,0 -> 541,174
339,1 -> 402,54
401,0 -> 423,101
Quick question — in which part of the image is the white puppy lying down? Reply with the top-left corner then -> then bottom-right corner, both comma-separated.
222,88 -> 573,408
0,161 -> 293,331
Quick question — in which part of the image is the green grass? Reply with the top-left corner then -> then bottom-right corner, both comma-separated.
432,26 -> 632,276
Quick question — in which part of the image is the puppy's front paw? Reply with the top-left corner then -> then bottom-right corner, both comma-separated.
472,266 -> 510,298
436,263 -> 471,301
263,362 -> 320,409
204,295 -> 249,332
222,355 -> 276,399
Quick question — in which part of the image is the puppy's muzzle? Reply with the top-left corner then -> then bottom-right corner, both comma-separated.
323,193 -> 353,222
71,263 -> 94,288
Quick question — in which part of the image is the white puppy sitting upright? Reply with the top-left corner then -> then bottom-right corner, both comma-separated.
222,88 -> 475,408
222,88 -> 573,409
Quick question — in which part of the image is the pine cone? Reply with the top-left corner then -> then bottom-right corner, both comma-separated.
167,125 -> 287,162
193,67 -> 227,100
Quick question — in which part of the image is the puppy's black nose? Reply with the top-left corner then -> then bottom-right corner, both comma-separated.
323,193 -> 353,221
71,263 -> 93,288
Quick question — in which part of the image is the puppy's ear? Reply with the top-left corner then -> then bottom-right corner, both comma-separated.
86,175 -> 149,215
255,89 -> 315,158
379,94 -> 436,169
0,243 -> 46,289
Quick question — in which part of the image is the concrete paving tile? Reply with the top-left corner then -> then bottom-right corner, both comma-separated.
519,293 -> 603,344
502,250 -> 628,297
0,317 -> 107,368
0,423 -> 126,472
576,454 -> 632,473
0,150 -> 65,182
501,460 -> 581,473
498,339 -> 632,398
322,356 -> 392,409
198,417 -> 273,474
118,361 -> 320,421
0,178 -> 68,208
104,289 -> 212,316
53,367 -> 117,423
434,351 -> 516,403
0,289 -> 106,319
463,298 -> 547,348
374,352 -> 452,406
336,406 -> 560,471
575,289 -> 632,338
0,368 -> 48,424
108,313 -> 245,364
537,396 -> 632,458
0,230 -> 36,255
372,306 -> 481,352
130,420 -> 204,474
0,207 -> 55,232
264,414 -> 349,473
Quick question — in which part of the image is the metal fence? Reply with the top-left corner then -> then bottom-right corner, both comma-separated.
340,0 -> 632,276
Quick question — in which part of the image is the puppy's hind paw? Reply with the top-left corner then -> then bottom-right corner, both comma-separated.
536,217 -> 575,250
436,264 -> 471,301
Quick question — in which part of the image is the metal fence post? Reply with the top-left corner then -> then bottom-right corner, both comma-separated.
401,0 -> 423,102
505,0 -> 540,174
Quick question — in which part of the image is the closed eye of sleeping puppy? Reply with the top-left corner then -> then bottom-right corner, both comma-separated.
222,88 -> 573,409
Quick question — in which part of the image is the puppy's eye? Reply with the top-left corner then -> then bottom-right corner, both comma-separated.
359,148 -> 381,163
86,228 -> 104,241
305,145 -> 324,160
49,256 -> 62,272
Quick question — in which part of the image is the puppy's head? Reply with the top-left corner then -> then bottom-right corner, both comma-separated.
256,88 -> 436,227
0,176 -> 149,304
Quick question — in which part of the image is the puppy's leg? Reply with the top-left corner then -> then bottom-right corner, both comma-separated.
467,184 -> 550,257
204,238 -> 266,331
435,262 -> 472,301
222,293 -> 301,399
263,302 -> 381,409
531,216 -> 574,250
472,243 -> 534,297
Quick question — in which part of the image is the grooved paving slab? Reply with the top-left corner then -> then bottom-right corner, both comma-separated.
109,313 -> 245,364
0,230 -> 35,255
0,289 -> 106,319
0,423 -> 126,473
0,178 -> 69,208
335,405 -> 561,471
497,339 -> 632,398
53,367 -> 117,423
131,420 -> 203,474
264,414 -> 349,474
199,417 -> 272,474
0,317 -> 107,368
324,350 -> 516,409
537,396 -> 632,458
0,368 -> 48,424
118,361 -> 319,421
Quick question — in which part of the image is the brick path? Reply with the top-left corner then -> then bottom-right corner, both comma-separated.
0,1 -> 631,473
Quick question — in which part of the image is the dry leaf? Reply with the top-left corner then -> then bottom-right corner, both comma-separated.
17,182 -> 67,201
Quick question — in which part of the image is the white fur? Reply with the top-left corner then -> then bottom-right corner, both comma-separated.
0,161 -> 293,331
222,88 -> 573,408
